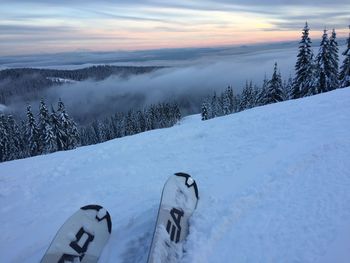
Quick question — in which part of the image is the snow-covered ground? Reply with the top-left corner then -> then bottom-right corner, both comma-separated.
46,77 -> 76,84
1,88 -> 350,263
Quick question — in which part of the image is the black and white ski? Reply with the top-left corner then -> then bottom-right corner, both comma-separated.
147,173 -> 199,263
41,205 -> 112,263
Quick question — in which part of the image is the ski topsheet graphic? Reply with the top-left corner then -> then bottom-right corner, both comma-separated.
41,205 -> 112,263
147,173 -> 199,263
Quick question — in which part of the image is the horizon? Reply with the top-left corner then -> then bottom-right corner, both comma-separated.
1,0 -> 350,56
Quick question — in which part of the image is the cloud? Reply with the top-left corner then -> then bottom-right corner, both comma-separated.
20,43 -> 298,120
0,0 -> 349,56
5,40 -> 349,122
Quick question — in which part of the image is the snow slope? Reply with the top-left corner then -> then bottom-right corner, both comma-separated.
1,88 -> 350,263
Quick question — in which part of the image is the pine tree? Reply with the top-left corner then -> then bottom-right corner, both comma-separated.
125,110 -> 136,135
50,105 -> 65,151
328,29 -> 339,90
19,120 -> 29,157
226,86 -> 235,113
172,103 -> 181,122
339,25 -> 350,88
57,99 -> 80,150
201,97 -> 212,120
38,99 -> 57,153
266,63 -> 284,104
282,76 -> 293,100
113,112 -> 125,137
6,115 -> 22,160
257,74 -> 269,106
240,81 -> 255,110
201,102 -> 209,120
145,105 -> 156,130
211,92 -> 219,118
222,91 -> 230,115
292,22 -> 314,98
68,119 -> 80,149
25,105 -> 40,156
315,29 -> 332,93
0,115 -> 9,162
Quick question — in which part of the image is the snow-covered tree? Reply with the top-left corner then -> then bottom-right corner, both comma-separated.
315,29 -> 333,93
257,74 -> 269,105
38,99 -> 57,153
240,81 -> 256,110
201,97 -> 212,120
201,103 -> 209,120
339,25 -> 350,88
266,63 -> 284,104
0,115 -> 9,162
211,92 -> 220,118
25,105 -> 40,156
222,88 -> 231,115
50,105 -> 65,151
57,99 -> 80,150
292,22 -> 314,99
282,76 -> 293,101
329,29 -> 339,90
6,115 -> 23,160
125,110 -> 137,136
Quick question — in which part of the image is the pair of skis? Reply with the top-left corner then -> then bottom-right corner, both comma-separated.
41,173 -> 199,263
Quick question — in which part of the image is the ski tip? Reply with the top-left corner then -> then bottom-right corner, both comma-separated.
175,172 -> 199,200
81,204 -> 112,233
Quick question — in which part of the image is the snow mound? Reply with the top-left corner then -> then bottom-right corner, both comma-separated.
0,88 -> 350,262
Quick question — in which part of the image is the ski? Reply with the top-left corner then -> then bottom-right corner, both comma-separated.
147,173 -> 199,263
41,204 -> 112,263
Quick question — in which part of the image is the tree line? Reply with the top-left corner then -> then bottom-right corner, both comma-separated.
201,23 -> 350,120
0,99 -> 181,163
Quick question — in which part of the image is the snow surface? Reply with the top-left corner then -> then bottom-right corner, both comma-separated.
1,88 -> 350,262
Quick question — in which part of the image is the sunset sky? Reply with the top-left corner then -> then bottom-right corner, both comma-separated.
1,0 -> 349,55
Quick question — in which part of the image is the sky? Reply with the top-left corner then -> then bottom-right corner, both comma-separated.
0,0 -> 350,55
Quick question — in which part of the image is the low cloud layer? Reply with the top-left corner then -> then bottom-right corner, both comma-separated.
40,44 -> 298,120
5,41 -> 348,122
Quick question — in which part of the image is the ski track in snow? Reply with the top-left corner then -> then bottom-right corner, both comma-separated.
0,88 -> 350,262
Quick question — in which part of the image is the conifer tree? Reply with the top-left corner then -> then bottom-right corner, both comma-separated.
211,92 -> 219,118
339,25 -> 350,88
266,63 -> 284,104
257,74 -> 269,105
222,92 -> 230,115
201,104 -> 208,120
38,99 -> 57,153
6,115 -> 22,160
282,76 -> 293,101
50,105 -> 65,151
201,97 -> 212,120
240,81 -> 255,110
57,99 -> 80,150
0,115 -> 9,162
25,105 -> 40,156
125,110 -> 136,135
315,29 -> 332,93
226,86 -> 235,113
172,103 -> 181,122
292,22 -> 314,98
329,29 -> 339,89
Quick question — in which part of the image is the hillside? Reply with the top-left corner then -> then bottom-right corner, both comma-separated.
0,88 -> 350,263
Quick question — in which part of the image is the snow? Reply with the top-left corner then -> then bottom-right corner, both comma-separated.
1,88 -> 350,262
46,77 -> 76,84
